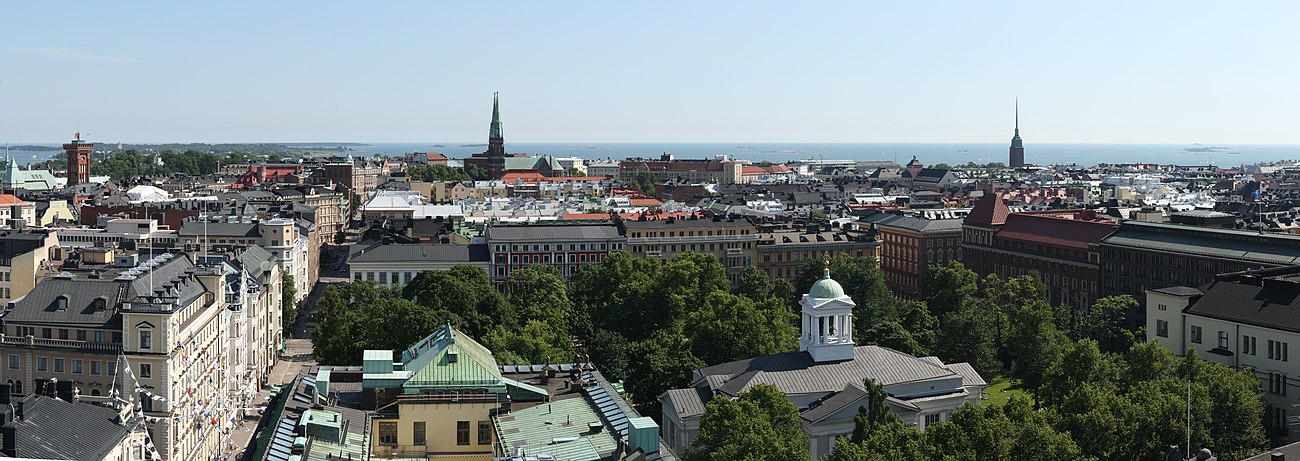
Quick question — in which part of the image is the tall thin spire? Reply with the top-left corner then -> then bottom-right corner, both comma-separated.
489,92 -> 503,141
1014,98 -> 1020,136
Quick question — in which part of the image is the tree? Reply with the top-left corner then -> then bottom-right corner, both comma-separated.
691,383 -> 808,461
281,273 -> 298,332
483,319 -> 574,364
408,164 -> 471,182
506,264 -> 573,329
464,163 -> 488,181
1009,302 -> 1067,397
624,330 -> 702,412
923,261 -> 978,318
936,303 -> 1001,376
403,266 -> 515,338
585,329 -> 630,381
852,378 -> 897,442
634,170 -> 656,196
312,285 -> 365,365
684,291 -> 797,364
1079,295 -> 1138,353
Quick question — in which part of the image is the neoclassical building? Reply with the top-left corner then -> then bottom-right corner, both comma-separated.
660,265 -> 987,458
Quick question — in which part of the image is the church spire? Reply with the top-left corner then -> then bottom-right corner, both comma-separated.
1010,99 -> 1023,149
489,92 -> 503,141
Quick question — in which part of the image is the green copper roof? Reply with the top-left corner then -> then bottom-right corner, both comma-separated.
403,324 -> 504,392
809,264 -> 846,299
489,92 -> 504,141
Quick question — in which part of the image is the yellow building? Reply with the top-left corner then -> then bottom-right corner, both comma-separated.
318,324 -> 548,460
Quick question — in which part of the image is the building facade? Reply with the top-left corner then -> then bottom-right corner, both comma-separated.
349,243 -> 490,288
962,195 -> 1117,308
1145,267 -> 1300,438
485,223 -> 624,283
860,213 -> 963,299
756,225 -> 879,281
622,216 -> 758,280
64,132 -> 93,187
1099,221 -> 1300,325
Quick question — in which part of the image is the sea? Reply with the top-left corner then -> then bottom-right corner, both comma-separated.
10,142 -> 1300,168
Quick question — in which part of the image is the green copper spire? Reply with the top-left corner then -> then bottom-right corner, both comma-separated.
489,92 -> 503,141
1010,99 -> 1023,148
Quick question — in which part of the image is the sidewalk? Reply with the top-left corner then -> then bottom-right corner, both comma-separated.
230,338 -> 316,458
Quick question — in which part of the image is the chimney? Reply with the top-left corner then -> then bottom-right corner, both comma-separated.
1272,453 -> 1285,461
0,425 -> 14,457
55,381 -> 74,402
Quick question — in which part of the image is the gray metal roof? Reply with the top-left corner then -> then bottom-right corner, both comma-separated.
694,346 -> 970,397
11,395 -> 138,460
799,381 -> 868,422
663,387 -> 711,419
486,224 -> 623,242
1101,222 -> 1300,265
348,243 -> 489,264
860,212 -> 963,234
178,220 -> 259,237
1186,279 -> 1300,333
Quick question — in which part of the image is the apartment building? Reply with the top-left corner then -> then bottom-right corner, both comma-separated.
1146,266 -> 1300,438
485,223 -> 625,283
622,216 -> 758,280
0,251 -> 266,460
755,224 -> 879,281
859,212 -> 963,299
0,230 -> 59,304
962,195 -> 1117,308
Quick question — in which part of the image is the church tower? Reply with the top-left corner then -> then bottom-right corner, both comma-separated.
1008,100 -> 1024,168
484,92 -> 507,179
800,262 -> 857,362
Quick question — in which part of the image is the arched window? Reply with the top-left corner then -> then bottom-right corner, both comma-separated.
92,389 -> 101,397
13,379 -> 21,394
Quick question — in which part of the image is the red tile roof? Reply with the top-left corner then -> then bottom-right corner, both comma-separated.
0,194 -> 25,205
994,212 -> 1117,249
964,194 -> 1010,226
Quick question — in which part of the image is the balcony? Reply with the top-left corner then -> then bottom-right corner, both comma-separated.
0,335 -> 123,353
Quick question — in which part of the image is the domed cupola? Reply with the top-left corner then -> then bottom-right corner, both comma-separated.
800,261 -> 857,362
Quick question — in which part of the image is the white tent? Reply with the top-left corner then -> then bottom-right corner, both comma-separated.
126,184 -> 170,202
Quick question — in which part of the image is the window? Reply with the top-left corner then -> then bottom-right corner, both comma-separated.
71,360 -> 82,374
925,413 -> 942,427
139,330 -> 152,350
91,361 -> 101,375
457,421 -> 470,445
1190,326 -> 1202,344
1270,372 -> 1288,396
53,359 -> 63,373
1156,320 -> 1169,338
478,421 -> 492,445
94,331 -> 106,343
1271,341 -> 1290,362
76,330 -> 86,341
7,355 -> 17,370
41,328 -> 51,339
1243,335 -> 1258,355
108,361 -> 117,376
1217,331 -> 1228,349
140,363 -> 151,378
413,421 -> 426,445
378,422 -> 397,446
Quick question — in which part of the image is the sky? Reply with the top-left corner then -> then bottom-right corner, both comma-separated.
1,1 -> 1298,144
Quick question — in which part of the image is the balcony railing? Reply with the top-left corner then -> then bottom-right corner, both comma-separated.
0,335 -> 123,353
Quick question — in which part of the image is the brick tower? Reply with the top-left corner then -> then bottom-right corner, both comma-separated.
63,132 -> 92,187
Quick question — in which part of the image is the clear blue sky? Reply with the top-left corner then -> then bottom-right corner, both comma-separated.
2,1 -> 1297,144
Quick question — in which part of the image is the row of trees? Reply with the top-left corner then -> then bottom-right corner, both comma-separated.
406,164 -> 488,182
90,149 -> 235,181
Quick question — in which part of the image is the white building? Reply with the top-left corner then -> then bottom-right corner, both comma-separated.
660,266 -> 987,458
1146,268 -> 1300,439
347,242 -> 489,288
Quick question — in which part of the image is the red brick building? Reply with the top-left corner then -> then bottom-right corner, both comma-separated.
961,194 -> 1118,308
63,132 -> 92,187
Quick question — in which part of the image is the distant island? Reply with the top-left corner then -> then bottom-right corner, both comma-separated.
9,142 -> 372,157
